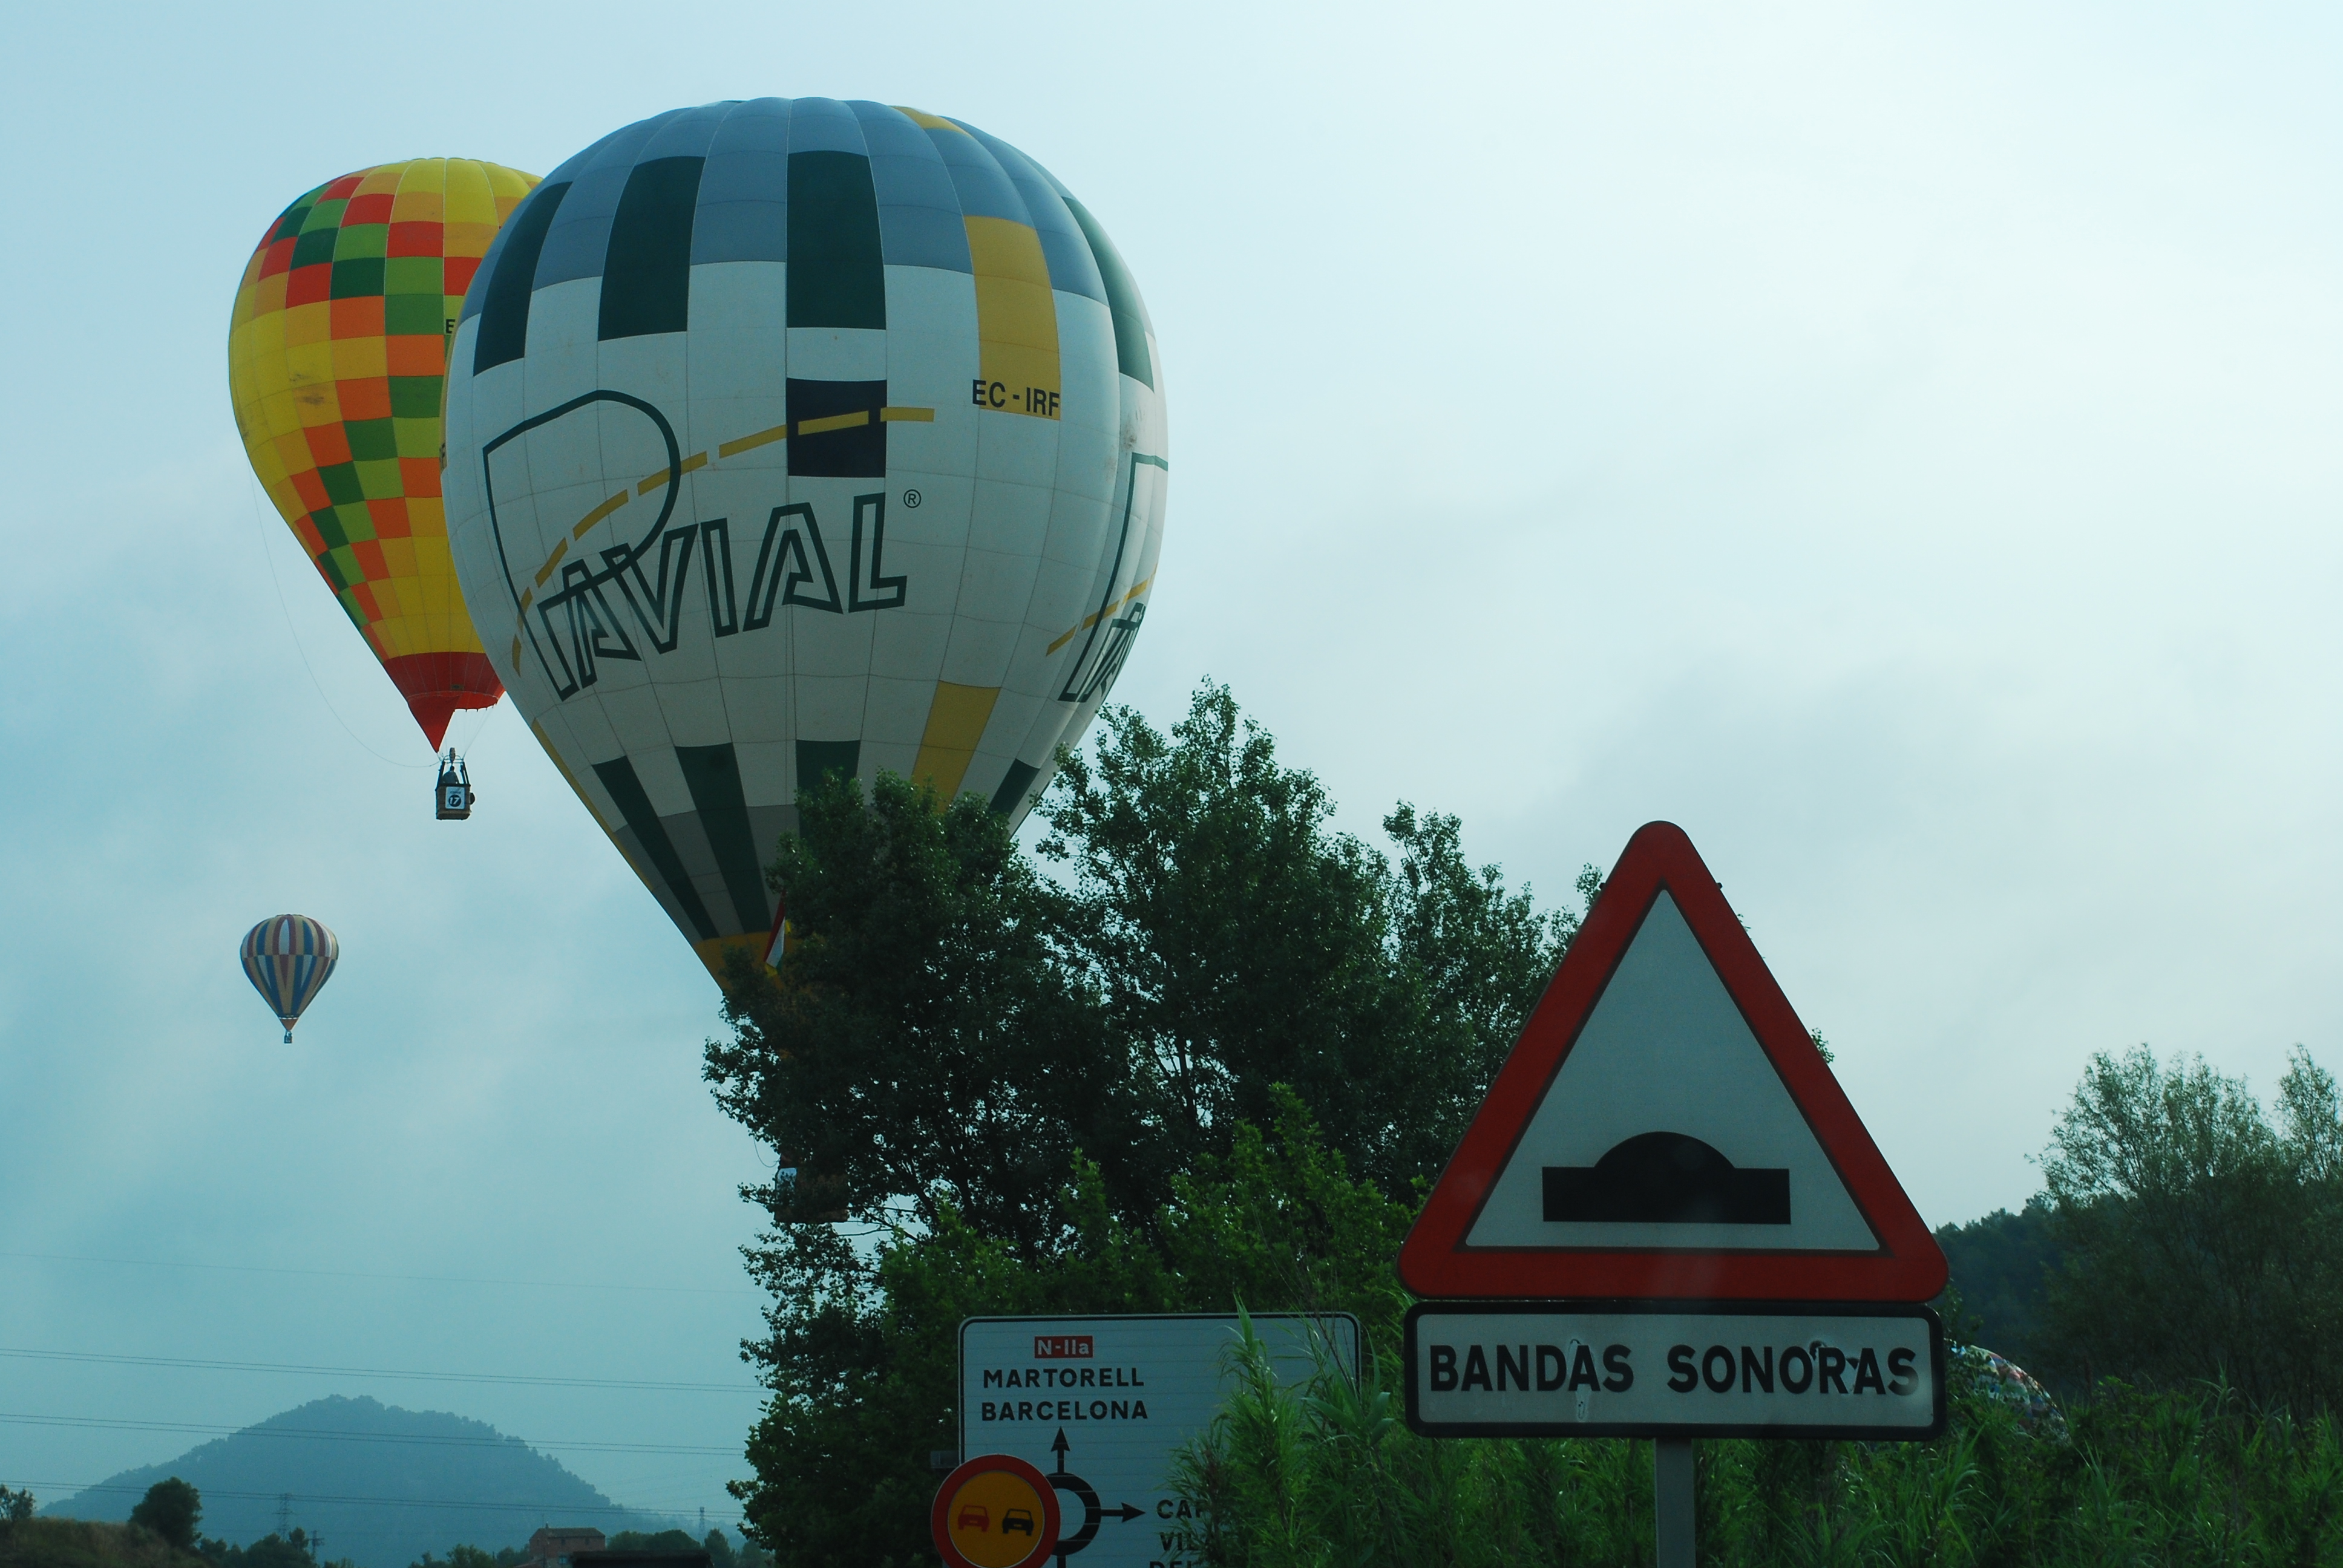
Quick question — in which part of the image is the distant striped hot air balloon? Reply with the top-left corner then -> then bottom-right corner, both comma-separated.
239,915 -> 340,1043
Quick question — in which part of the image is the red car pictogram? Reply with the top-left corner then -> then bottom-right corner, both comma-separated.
955,1504 -> 989,1531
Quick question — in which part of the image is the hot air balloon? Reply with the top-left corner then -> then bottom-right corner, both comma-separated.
229,158 -> 539,752
442,100 -> 1167,976
239,915 -> 341,1043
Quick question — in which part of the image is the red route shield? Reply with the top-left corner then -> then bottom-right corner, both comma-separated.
1398,821 -> 1947,1302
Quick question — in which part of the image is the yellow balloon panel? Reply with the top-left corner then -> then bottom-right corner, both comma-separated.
228,158 -> 539,747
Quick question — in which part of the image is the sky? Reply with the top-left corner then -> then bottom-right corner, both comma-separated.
5,0 -> 2341,1531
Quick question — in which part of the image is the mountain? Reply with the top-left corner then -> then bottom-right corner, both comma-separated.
41,1397 -> 682,1568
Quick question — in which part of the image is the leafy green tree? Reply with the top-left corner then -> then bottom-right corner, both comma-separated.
731,1093 -> 1412,1566
706,683 -> 1582,1560
1934,1199 -> 2060,1364
709,769 -> 1147,1244
1037,687 -> 1577,1195
130,1478 -> 201,1552
206,1529 -> 321,1568
603,1532 -> 701,1554
405,1548 -> 531,1568
2037,1045 -> 2343,1406
709,684 -> 1578,1244
0,1484 -> 33,1525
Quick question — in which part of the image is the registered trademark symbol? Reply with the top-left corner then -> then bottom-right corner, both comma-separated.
902,488 -> 922,509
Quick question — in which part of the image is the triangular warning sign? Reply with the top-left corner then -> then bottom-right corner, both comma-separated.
1400,822 -> 1947,1302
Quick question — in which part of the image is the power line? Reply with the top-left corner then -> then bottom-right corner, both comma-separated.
0,1414 -> 739,1457
0,1251 -> 759,1299
0,1350 -> 759,1396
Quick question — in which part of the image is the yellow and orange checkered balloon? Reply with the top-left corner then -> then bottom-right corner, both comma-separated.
228,158 -> 538,748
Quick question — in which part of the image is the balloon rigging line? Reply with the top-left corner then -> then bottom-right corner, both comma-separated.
0,1413 -> 738,1456
0,1250 -> 757,1298
242,476 -> 432,771
0,1348 -> 759,1394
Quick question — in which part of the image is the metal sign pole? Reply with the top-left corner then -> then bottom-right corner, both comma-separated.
1653,1438 -> 1694,1568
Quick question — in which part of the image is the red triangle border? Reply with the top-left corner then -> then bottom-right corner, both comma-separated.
1398,821 -> 1948,1302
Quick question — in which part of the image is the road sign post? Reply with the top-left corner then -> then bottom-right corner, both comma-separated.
1396,822 -> 1951,1564
1654,1439 -> 1694,1568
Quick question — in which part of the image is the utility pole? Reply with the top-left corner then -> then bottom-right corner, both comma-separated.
278,1495 -> 292,1538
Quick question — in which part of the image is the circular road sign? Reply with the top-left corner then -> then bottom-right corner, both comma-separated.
931,1452 -> 1062,1568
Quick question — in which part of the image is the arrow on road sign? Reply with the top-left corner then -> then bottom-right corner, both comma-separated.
1398,822 -> 1947,1302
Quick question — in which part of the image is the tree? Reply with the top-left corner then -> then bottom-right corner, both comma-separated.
1037,687 -> 1578,1195
706,683 -> 1582,1558
730,1093 -> 1412,1566
2037,1045 -> 2343,1406
206,1529 -> 320,1568
1933,1199 -> 2060,1364
604,1532 -> 700,1554
708,769 -> 1148,1246
131,1478 -> 202,1552
707,683 -> 1580,1244
405,1548 -> 519,1568
0,1484 -> 33,1525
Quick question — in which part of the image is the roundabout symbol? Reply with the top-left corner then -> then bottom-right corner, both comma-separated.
1044,1428 -> 1145,1563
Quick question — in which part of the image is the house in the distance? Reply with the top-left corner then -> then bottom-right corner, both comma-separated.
525,1527 -> 607,1566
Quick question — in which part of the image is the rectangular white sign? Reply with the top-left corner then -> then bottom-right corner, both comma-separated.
1405,1301 -> 1944,1439
960,1313 -> 1358,1568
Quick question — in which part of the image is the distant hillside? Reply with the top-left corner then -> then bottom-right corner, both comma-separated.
41,1397 -> 681,1568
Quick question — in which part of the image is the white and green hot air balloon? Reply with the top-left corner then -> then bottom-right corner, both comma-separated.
442,99 -> 1167,976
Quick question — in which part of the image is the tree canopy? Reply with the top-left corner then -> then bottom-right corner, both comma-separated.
701,679 -> 2343,1563
129,1481 -> 200,1553
2033,1045 -> 2343,1407
706,683 -> 1581,1243
703,683 -> 1582,1563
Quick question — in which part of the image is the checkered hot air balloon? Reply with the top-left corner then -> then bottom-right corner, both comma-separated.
239,915 -> 340,1043
443,100 -> 1168,980
228,159 -> 540,750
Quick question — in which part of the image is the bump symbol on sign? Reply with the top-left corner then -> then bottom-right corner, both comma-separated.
1542,1132 -> 1791,1225
1398,820 -> 1949,1302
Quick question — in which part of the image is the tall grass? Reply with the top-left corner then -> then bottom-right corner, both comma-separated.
1172,1314 -> 2343,1567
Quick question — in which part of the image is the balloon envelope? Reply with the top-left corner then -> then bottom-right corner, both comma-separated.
229,159 -> 540,748
443,100 -> 1167,975
239,915 -> 341,1042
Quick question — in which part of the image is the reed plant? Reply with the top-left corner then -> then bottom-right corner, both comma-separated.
1173,1312 -> 2343,1567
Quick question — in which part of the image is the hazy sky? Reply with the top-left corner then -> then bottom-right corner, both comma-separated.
5,0 -> 2339,1529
